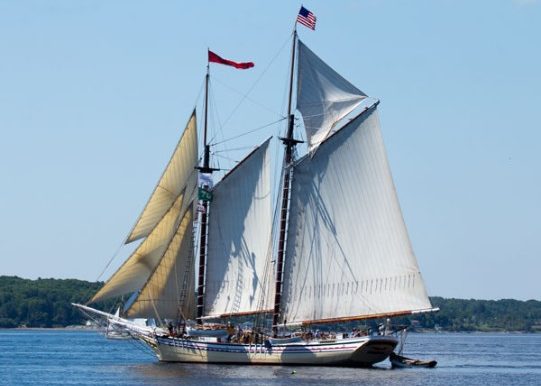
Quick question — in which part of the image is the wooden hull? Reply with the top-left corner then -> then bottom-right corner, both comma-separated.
139,334 -> 398,367
71,303 -> 398,366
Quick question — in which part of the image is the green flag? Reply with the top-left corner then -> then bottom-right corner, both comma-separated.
198,187 -> 213,202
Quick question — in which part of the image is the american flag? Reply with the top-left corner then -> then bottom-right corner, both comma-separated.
296,6 -> 316,30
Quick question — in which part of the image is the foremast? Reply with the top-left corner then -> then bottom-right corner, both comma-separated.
272,29 -> 302,337
196,65 -> 218,324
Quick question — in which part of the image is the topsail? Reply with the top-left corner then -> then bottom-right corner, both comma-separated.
296,40 -> 367,150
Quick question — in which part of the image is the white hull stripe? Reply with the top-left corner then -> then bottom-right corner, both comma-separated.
156,336 -> 382,354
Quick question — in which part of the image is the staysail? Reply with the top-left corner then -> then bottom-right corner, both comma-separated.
126,111 -> 198,243
281,105 -> 432,325
203,139 -> 273,317
91,191 -> 192,303
125,208 -> 195,320
91,114 -> 198,304
296,40 -> 367,150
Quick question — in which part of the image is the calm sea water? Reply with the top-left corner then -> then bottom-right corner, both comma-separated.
0,330 -> 539,385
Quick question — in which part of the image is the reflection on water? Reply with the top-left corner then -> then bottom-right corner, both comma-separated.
129,362 -> 422,386
0,330 -> 540,385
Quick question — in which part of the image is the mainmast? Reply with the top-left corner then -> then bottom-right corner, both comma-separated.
196,65 -> 217,324
273,29 -> 301,337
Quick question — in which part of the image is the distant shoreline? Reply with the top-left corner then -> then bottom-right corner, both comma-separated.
3,327 -> 100,331
1,276 -> 540,332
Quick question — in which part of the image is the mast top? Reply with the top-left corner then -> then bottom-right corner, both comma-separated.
197,66 -> 219,174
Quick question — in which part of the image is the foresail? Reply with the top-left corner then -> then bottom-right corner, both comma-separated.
91,186 -> 194,303
281,105 -> 432,325
126,111 -> 198,243
126,208 -> 195,320
296,40 -> 367,150
203,139 -> 273,317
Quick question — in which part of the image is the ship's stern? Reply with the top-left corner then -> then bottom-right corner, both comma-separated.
348,335 -> 398,366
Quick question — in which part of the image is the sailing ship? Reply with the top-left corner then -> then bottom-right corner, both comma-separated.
74,16 -> 437,367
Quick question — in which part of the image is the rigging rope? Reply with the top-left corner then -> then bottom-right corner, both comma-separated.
126,335 -> 157,358
212,76 -> 285,120
206,33 -> 292,183
214,33 -> 292,131
211,117 -> 286,146
211,152 -> 239,164
95,239 -> 126,283
213,145 -> 256,153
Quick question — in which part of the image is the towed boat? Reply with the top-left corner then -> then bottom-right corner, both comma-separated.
390,352 -> 438,368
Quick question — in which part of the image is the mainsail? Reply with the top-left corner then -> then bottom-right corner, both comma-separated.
126,111 -> 198,243
296,40 -> 366,150
281,104 -> 432,325
203,139 -> 273,317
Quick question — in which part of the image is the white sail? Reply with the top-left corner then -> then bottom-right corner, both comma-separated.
296,40 -> 367,150
203,139 -> 273,317
281,106 -> 432,325
126,208 -> 195,320
126,111 -> 198,243
91,188 -> 194,303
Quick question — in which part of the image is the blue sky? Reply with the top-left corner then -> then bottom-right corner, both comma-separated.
1,1 -> 539,301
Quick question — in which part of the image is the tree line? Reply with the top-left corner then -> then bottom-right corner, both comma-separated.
402,296 -> 541,332
1,276 -> 540,331
0,276 -> 113,328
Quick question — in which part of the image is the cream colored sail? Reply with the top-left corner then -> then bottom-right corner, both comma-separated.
296,40 -> 367,150
126,111 -> 198,243
281,106 -> 432,325
126,208 -> 195,320
203,139 -> 273,317
91,188 -> 194,303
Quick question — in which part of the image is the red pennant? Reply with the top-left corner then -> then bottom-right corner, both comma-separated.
208,50 -> 254,70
